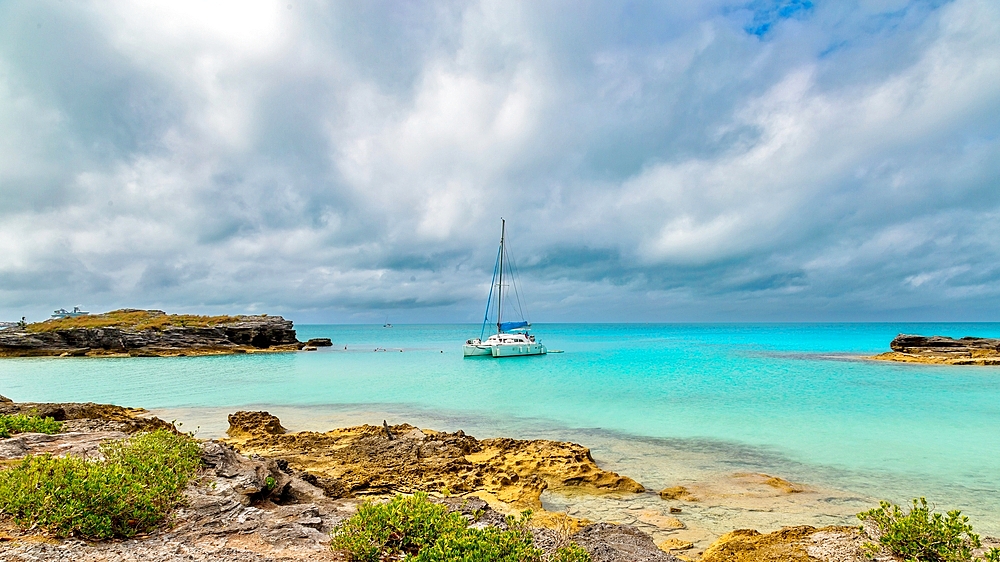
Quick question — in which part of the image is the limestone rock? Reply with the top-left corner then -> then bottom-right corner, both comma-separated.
572,522 -> 680,562
223,413 -> 643,514
0,310 -> 302,357
733,472 -> 804,494
226,411 -> 287,440
872,334 -> 1000,365
658,538 -> 694,551
636,509 -> 685,530
305,338 -> 332,347
701,525 -> 864,562
0,400 -> 174,433
660,485 -> 698,501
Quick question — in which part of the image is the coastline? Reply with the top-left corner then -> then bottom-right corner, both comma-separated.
2,398 -> 997,562
151,404 -> 877,552
4,323 -> 1000,545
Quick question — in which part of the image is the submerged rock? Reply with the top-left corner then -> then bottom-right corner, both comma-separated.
660,485 -> 699,502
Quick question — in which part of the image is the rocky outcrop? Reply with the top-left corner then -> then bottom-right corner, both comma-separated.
305,338 -> 332,347
871,334 -> 1000,365
223,412 -> 644,521
0,401 -> 675,562
0,311 -> 303,357
700,526 -> 864,562
573,523 -> 680,562
0,400 -> 175,433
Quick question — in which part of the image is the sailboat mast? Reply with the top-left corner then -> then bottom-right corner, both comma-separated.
496,218 -> 505,334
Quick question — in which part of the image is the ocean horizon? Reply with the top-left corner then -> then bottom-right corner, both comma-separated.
2,322 -> 999,537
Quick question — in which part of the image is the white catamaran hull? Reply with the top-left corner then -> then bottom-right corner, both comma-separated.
463,344 -> 494,357
491,342 -> 547,357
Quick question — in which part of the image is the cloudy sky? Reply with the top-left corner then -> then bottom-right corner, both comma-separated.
1,0 -> 999,323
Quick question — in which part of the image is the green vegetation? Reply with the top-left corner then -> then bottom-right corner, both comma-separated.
0,414 -> 62,437
858,498 -> 1000,562
0,430 -> 201,539
27,309 -> 243,333
330,493 -> 591,562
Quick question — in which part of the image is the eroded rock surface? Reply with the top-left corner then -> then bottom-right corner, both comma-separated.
872,334 -> 1000,365
0,402 -> 683,562
0,402 -> 350,561
223,412 -> 643,515
573,522 -> 680,562
0,400 -> 175,433
700,525 -> 875,562
0,310 -> 302,357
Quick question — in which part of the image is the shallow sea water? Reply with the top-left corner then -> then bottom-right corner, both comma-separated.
2,323 -> 998,543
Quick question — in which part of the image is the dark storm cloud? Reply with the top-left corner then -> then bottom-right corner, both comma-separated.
1,0 -> 999,323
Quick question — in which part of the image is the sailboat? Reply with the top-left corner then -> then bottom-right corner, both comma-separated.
463,219 -> 547,358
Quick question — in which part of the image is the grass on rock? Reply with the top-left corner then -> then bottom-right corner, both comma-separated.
331,492 -> 590,562
27,309 -> 245,333
859,498 -> 1000,562
0,429 -> 201,539
0,414 -> 62,438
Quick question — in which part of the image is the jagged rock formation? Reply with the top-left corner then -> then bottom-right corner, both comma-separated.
872,334 -> 1000,365
0,310 -> 302,357
223,411 -> 644,527
0,401 -> 678,562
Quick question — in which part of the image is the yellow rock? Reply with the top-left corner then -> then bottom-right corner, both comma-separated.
660,485 -> 698,501
637,509 -> 685,529
657,538 -> 694,552
223,412 -> 643,516
701,526 -> 857,562
732,473 -> 805,494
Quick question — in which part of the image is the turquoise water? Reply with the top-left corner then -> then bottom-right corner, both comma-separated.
2,323 -> 999,533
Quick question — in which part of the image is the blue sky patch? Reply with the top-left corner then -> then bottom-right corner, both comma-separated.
744,0 -> 815,36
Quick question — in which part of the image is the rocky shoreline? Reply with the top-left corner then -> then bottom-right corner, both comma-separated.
0,310 -> 307,358
0,398 -> 995,562
871,334 -> 1000,365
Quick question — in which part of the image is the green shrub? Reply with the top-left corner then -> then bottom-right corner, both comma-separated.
549,543 -> 592,562
331,493 -> 590,562
858,498 -> 1000,562
0,430 -> 201,539
0,414 -> 62,437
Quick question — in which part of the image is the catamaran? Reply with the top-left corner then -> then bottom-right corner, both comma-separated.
464,219 -> 547,358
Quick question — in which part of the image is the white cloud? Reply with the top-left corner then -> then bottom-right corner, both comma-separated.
1,0 -> 999,322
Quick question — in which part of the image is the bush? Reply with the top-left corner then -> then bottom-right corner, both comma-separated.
331,492 -> 590,562
858,498 -> 1000,562
0,430 -> 201,539
549,543 -> 592,562
0,414 -> 62,437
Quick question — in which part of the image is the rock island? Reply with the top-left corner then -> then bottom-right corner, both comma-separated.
0,309 -> 304,357
871,334 -> 1000,365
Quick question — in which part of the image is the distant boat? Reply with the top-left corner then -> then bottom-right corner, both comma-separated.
464,219 -> 546,358
383,316 -> 393,328
51,306 -> 89,319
